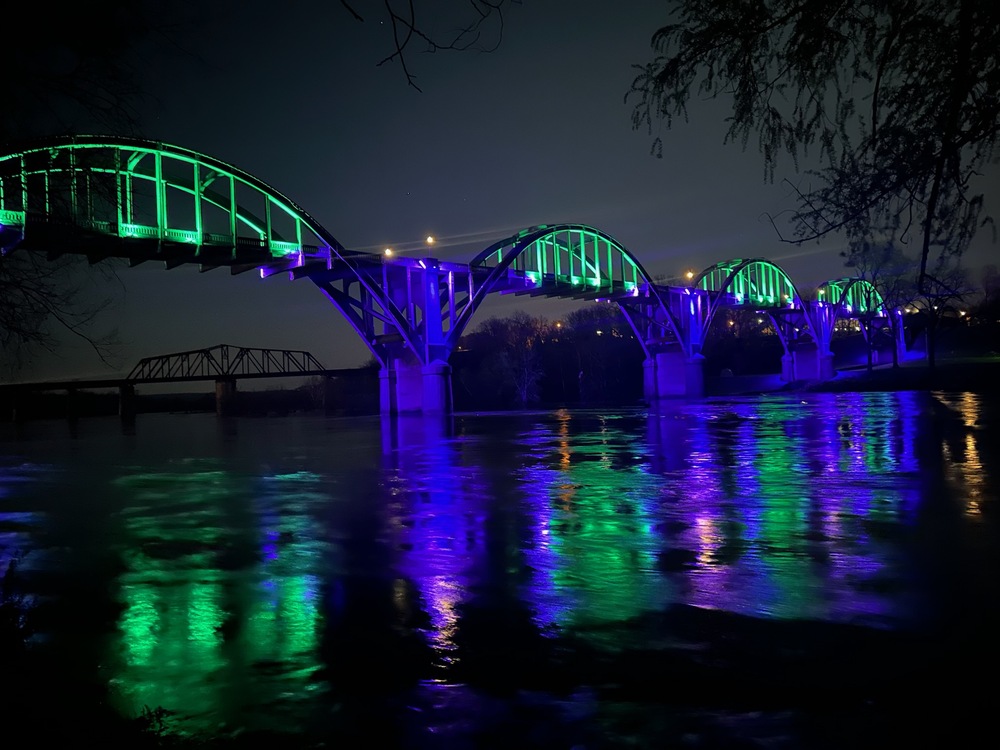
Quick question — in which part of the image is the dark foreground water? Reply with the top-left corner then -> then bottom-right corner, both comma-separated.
2,391 -> 998,748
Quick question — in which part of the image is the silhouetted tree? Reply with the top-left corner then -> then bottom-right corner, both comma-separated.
907,265 -> 971,369
979,265 -> 1000,311
463,311 -> 548,408
629,0 -> 1000,295
565,305 -> 643,403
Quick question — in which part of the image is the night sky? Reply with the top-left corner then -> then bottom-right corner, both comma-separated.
25,1 -> 999,381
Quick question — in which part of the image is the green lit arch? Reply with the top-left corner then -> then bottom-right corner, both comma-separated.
691,258 -> 804,353
448,223 -> 685,352
0,134 -> 419,366
816,277 -> 888,317
692,257 -> 801,333
0,134 -> 348,262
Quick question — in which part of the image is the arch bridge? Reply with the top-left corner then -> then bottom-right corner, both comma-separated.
0,136 -> 901,415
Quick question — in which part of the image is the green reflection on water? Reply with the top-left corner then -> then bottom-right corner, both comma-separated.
521,414 -> 670,633
108,464 -> 325,732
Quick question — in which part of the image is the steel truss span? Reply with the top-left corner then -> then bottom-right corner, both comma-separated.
126,344 -> 327,383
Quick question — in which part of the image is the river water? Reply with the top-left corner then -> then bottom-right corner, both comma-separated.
1,391 -> 998,747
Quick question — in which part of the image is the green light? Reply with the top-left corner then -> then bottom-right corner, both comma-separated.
0,136 -> 337,273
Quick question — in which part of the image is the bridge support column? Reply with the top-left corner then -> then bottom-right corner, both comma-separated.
422,362 -> 452,415
322,376 -> 340,415
644,351 -> 704,401
893,311 -> 907,362
380,359 -> 453,416
379,368 -> 397,416
643,358 -> 658,403
782,353 -> 796,381
788,347 -> 835,381
393,361 -> 425,414
119,384 -> 137,422
215,378 -> 239,417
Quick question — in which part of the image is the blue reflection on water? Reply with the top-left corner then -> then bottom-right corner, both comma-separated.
0,391 -> 996,739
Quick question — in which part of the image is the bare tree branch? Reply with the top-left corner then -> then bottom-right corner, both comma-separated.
348,0 -> 520,92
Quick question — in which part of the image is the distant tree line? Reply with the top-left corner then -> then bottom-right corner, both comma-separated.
452,306 -> 645,411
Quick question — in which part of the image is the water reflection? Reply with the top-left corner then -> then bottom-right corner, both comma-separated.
108,461 -> 326,733
518,410 -> 669,634
0,392 -> 996,739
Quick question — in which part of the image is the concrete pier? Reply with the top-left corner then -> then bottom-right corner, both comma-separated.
215,378 -> 239,417
644,351 -> 705,402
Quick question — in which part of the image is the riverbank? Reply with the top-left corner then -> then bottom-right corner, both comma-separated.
806,356 -> 1000,394
704,356 -> 1000,398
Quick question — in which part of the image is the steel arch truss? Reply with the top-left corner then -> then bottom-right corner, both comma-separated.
815,277 -> 891,344
0,135 -> 344,271
449,224 -> 690,357
816,278 -> 888,318
0,135 -> 421,368
692,257 -> 812,353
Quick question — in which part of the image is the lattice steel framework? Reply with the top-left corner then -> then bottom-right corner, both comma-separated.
126,344 -> 327,383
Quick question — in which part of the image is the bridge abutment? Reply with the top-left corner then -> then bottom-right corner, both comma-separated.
379,368 -> 397,415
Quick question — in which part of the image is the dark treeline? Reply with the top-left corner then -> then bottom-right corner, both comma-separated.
451,299 -> 996,410
452,306 -> 645,411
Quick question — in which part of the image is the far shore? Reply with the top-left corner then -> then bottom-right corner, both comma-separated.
704,355 -> 1000,398
804,356 -> 1000,394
